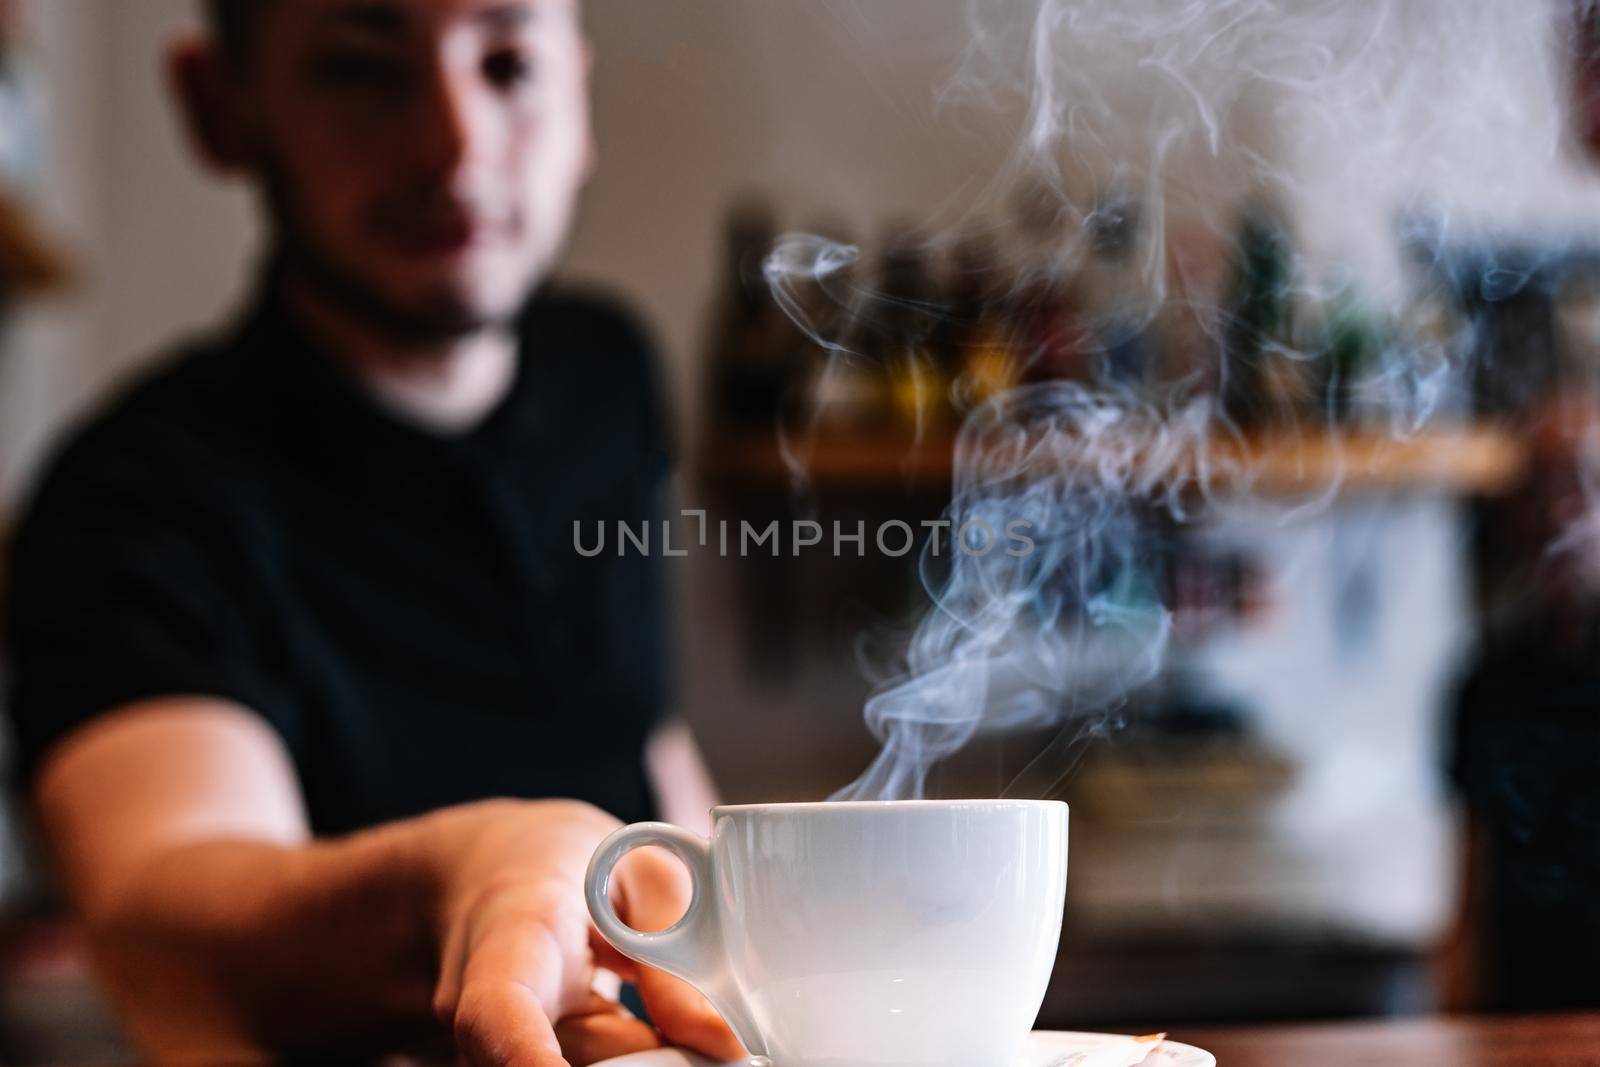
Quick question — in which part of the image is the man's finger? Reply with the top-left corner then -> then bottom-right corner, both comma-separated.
587,926 -> 643,985
554,993 -> 664,1066
634,965 -> 747,1063
435,902 -> 474,1023
612,846 -> 694,934
452,904 -> 588,1067
453,979 -> 570,1067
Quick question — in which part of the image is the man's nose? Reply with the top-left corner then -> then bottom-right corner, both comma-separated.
412,66 -> 483,184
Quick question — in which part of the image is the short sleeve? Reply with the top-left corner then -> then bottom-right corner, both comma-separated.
621,310 -> 675,475
541,292 -> 676,734
572,291 -> 675,474
4,414 -> 290,780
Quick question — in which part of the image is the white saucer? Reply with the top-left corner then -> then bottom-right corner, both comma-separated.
595,1029 -> 1216,1066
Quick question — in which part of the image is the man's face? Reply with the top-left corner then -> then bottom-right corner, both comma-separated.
238,0 -> 591,338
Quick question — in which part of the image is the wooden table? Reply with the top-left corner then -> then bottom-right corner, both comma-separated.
13,1015 -> 1600,1065
1172,1012 -> 1600,1065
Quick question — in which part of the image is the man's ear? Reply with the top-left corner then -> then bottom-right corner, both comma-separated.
166,30 -> 254,174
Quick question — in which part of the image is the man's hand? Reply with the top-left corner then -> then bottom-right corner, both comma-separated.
426,800 -> 745,1067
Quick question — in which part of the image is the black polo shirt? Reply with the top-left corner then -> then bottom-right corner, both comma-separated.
5,285 -> 672,835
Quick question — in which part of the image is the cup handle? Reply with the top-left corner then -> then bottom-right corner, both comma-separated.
585,822 -> 766,1057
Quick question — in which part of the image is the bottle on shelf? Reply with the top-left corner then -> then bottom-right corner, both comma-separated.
1318,288 -> 1385,426
873,225 -> 947,434
944,228 -> 1026,410
795,224 -> 887,434
1221,201 -> 1301,428
1080,187 -> 1154,388
1005,179 -> 1090,392
706,197 -> 786,430
1015,266 -> 1090,389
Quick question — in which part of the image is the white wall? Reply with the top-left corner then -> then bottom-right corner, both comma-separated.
0,0 -> 105,503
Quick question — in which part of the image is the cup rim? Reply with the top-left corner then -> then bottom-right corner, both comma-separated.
711,798 -> 1068,815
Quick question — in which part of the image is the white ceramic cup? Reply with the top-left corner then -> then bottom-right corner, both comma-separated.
585,799 -> 1068,1067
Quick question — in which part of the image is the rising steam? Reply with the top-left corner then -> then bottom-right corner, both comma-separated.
830,383 -> 1209,802
762,0 -> 1600,801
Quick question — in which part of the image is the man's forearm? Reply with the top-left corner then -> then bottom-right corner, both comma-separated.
32,705 -> 736,1065
85,815 -> 445,1057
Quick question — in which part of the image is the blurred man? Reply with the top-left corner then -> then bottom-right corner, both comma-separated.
2,1 -> 741,1064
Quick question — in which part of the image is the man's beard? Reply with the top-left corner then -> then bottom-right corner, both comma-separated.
260,161 -> 524,346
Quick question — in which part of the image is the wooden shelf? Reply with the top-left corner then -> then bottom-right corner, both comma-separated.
704,432 -> 957,490
701,424 -> 1527,497
1207,426 -> 1527,495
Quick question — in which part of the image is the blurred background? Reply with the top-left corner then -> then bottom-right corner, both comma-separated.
0,0 -> 1598,1060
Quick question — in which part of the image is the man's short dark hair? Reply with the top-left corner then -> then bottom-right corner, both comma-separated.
205,0 -> 270,64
